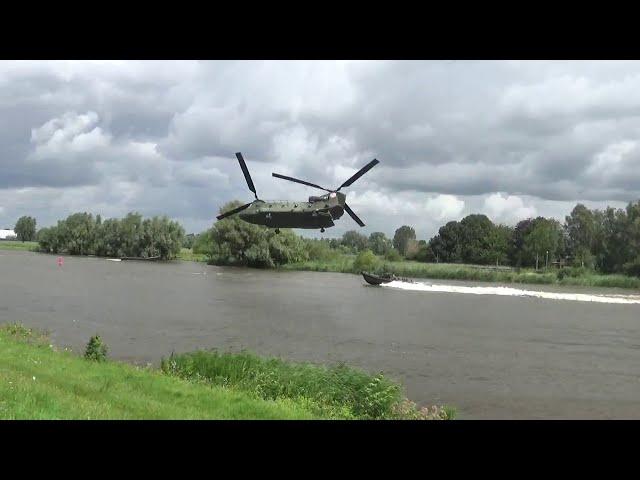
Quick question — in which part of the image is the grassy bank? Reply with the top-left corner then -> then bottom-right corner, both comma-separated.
177,247 -> 207,263
281,255 -> 640,290
0,240 -> 38,252
162,350 -> 454,420
0,323 -> 453,420
0,324 -> 317,419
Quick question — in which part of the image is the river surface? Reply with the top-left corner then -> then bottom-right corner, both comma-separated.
1,250 -> 639,419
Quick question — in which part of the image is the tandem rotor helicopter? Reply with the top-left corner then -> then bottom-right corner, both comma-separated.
216,153 -> 379,233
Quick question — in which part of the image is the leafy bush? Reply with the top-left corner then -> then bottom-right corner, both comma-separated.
304,239 -> 335,261
85,335 -> 108,362
353,249 -> 380,272
384,248 -> 402,262
36,212 -> 184,259
557,266 -> 591,280
161,350 -> 404,419
623,258 -> 640,278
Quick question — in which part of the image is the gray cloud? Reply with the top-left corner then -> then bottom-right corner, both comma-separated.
1,60 -> 640,238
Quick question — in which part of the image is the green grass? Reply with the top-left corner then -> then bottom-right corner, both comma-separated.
283,254 -> 640,289
0,324 -> 317,419
279,254 -> 358,273
0,240 -> 38,252
177,247 -> 207,263
162,349 -> 454,420
0,323 -> 454,420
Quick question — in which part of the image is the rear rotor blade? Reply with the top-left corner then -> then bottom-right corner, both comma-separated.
337,159 -> 379,191
272,173 -> 332,192
343,202 -> 365,227
216,202 -> 253,220
236,152 -> 257,199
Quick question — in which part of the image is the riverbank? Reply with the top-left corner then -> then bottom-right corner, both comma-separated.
279,255 -> 640,290
0,323 -> 453,420
0,324 -> 316,419
0,240 -> 38,252
15,243 -> 639,290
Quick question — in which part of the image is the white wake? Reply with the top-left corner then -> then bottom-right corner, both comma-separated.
381,281 -> 640,305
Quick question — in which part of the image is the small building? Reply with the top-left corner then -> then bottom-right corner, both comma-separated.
0,229 -> 17,240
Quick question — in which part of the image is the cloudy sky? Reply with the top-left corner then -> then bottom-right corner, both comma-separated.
1,60 -> 638,240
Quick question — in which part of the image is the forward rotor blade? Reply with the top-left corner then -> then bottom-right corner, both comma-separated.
216,202 -> 253,220
271,173 -> 332,192
343,202 -> 365,227
236,152 -> 257,199
337,159 -> 379,191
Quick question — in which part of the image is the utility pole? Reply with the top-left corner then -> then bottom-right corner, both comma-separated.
536,252 -> 539,271
546,250 -> 549,269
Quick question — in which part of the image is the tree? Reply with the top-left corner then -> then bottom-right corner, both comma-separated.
393,226 -> 416,257
486,224 -> 513,265
510,218 -> 535,267
183,233 -> 196,249
414,242 -> 435,262
37,227 -> 59,253
521,217 -> 563,268
342,230 -> 368,253
14,216 -> 36,242
208,200 -> 307,267
64,212 -> 96,255
368,232 -> 392,256
458,214 -> 496,264
593,207 -> 631,273
428,221 -> 462,263
35,212 -> 184,260
139,215 -> 185,259
565,204 -> 596,267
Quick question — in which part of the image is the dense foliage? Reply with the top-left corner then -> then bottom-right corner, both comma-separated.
37,212 -> 184,260
201,201 -> 308,268
14,216 -> 37,242
27,198 -> 640,278
161,349 -> 456,419
393,225 -> 416,256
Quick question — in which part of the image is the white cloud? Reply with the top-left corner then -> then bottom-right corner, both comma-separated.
483,193 -> 537,225
2,60 -> 640,236
424,194 -> 465,221
30,111 -> 110,159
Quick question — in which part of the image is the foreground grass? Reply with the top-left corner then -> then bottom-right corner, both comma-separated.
0,325 -> 317,419
283,255 -> 640,290
1,323 -> 454,419
162,350 -> 455,420
0,240 -> 38,252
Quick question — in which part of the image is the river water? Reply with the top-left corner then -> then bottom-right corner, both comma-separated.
1,250 -> 639,419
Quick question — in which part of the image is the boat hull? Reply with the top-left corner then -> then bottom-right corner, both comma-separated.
361,271 -> 394,285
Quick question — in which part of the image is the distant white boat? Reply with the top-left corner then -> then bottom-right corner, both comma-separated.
107,258 -> 122,262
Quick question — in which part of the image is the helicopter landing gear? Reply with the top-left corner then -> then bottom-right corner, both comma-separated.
275,228 -> 280,234
320,228 -> 325,233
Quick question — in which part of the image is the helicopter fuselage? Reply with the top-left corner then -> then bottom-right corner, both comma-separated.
239,191 -> 346,229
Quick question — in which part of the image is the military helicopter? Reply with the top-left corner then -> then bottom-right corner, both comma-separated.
216,152 -> 379,233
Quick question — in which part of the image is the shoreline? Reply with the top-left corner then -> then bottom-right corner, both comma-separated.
0,322 -> 453,420
3,243 -> 639,291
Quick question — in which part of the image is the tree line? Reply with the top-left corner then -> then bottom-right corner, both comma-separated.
13,197 -> 640,277
37,212 -> 185,260
184,199 -> 640,277
332,200 -> 640,277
